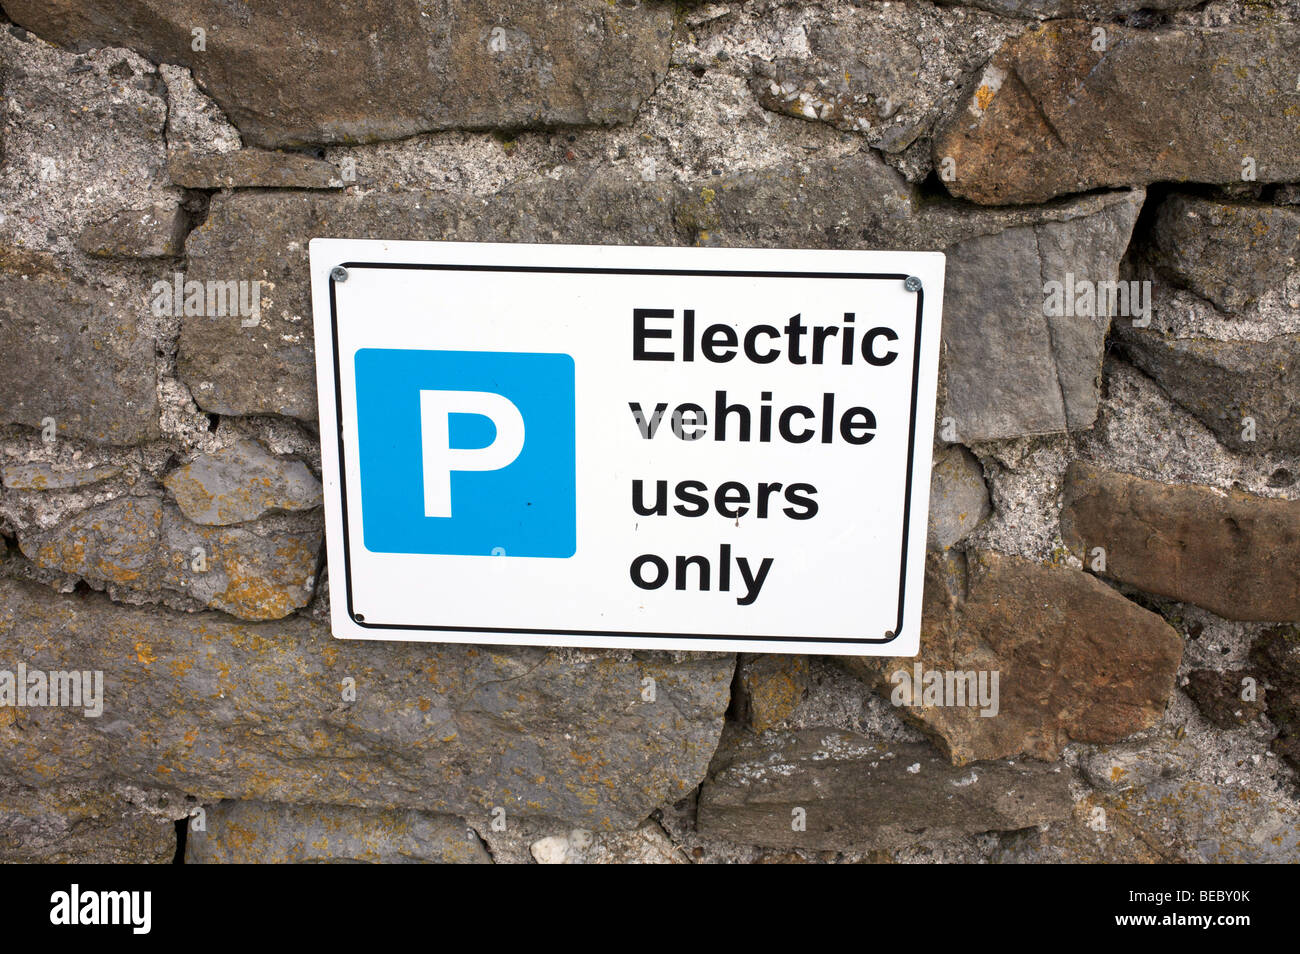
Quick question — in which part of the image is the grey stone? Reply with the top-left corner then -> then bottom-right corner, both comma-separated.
0,461 -> 123,491
167,147 -> 343,190
1116,327 -> 1300,456
159,64 -> 242,155
696,726 -> 1072,850
0,29 -> 176,256
749,3 -> 1017,155
182,156 -> 1139,439
1148,195 -> 1300,316
935,22 -> 1300,205
186,801 -> 490,863
163,438 -> 322,525
76,199 -> 188,259
0,779 -> 181,864
676,156 -> 916,249
1080,734 -> 1197,793
0,251 -> 160,445
678,154 -> 1144,252
7,0 -> 675,149
926,445 -> 990,549
17,495 -> 323,620
940,190 -> 1143,440
0,578 -> 734,827
995,780 -> 1300,863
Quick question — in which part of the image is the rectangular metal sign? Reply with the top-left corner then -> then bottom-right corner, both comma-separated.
311,240 -> 944,655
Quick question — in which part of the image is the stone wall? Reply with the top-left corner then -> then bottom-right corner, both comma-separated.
0,0 -> 1297,863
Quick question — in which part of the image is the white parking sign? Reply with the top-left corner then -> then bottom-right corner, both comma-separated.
311,240 -> 945,656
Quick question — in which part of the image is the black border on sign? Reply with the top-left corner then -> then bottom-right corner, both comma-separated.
328,261 -> 926,645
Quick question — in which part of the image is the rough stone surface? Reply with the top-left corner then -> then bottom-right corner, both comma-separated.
683,165 -> 1142,439
1251,626 -> 1300,778
0,779 -> 180,863
0,461 -> 122,491
1114,326 -> 1300,456
167,147 -> 344,190
16,495 -> 323,620
0,251 -> 160,445
953,0 -> 1202,14
748,3 -> 1019,155
1062,463 -> 1300,622
0,578 -> 734,828
1080,733 -> 1197,793
5,0 -> 676,148
163,438 -> 322,526
1185,669 -> 1267,728
733,654 -> 811,733
186,801 -> 490,863
0,28 -> 176,257
927,446 -> 991,549
76,199 -> 189,259
529,820 -> 689,864
182,158 -> 1139,436
935,22 -> 1300,205
1148,195 -> 1300,316
159,64 -> 241,155
995,780 -> 1300,863
842,550 -> 1183,763
4,0 -> 1300,864
697,726 -> 1072,850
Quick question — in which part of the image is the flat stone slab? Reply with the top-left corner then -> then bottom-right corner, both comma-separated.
186,801 -> 489,863
697,726 -> 1071,851
7,0 -> 675,148
0,578 -> 734,828
1062,463 -> 1300,623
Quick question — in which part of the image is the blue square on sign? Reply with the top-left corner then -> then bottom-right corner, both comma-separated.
354,349 -> 576,558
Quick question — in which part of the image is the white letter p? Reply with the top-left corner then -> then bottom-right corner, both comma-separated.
420,390 -> 525,518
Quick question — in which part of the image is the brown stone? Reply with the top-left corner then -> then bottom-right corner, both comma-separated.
1185,669 -> 1265,729
1251,626 -> 1300,780
841,549 -> 1183,763
1061,463 -> 1300,622
733,654 -> 810,732
935,22 -> 1300,205
167,147 -> 343,190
